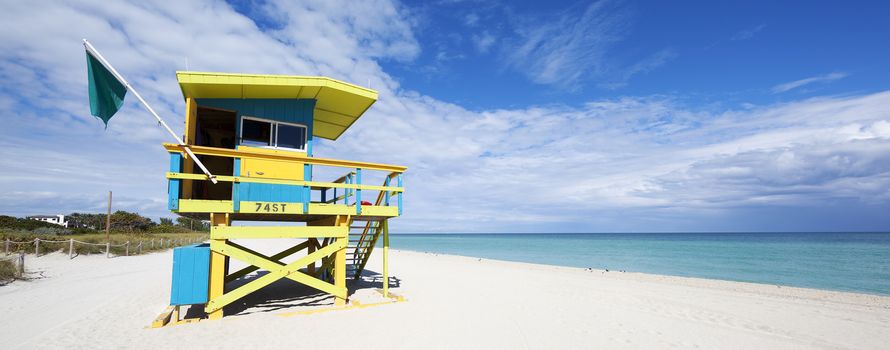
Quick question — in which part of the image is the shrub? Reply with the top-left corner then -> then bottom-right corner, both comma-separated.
31,227 -> 73,236
0,216 -> 59,231
148,225 -> 193,234
0,256 -> 22,282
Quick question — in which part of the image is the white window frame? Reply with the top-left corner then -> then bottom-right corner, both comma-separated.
240,116 -> 308,152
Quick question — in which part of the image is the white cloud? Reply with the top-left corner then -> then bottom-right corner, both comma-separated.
472,31 -> 496,53
503,0 -> 631,88
0,0 -> 888,233
730,24 -> 767,41
501,0 -> 672,90
464,13 -> 480,27
599,48 -> 676,89
772,72 -> 848,93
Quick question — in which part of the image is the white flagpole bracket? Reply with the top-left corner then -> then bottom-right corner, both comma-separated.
83,39 -> 217,184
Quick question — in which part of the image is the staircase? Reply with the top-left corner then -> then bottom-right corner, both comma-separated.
344,174 -> 396,281
345,218 -> 385,280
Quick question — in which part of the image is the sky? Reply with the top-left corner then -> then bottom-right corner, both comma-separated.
0,0 -> 889,233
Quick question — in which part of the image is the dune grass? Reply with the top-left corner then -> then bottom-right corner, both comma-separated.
0,255 -> 22,283
0,231 -> 208,256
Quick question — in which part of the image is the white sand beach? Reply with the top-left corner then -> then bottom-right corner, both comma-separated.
1,243 -> 889,350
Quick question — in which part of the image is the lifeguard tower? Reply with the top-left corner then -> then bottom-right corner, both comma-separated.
156,71 -> 405,325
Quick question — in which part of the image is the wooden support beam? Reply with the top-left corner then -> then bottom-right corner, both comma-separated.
383,219 -> 390,298
151,306 -> 176,328
208,213 -> 229,320
211,225 -> 347,239
334,215 -> 349,306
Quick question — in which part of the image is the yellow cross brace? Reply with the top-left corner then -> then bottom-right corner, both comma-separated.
205,238 -> 348,314
224,240 -> 311,283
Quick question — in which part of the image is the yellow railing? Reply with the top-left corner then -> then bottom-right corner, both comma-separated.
163,144 -> 406,172
163,143 -> 405,216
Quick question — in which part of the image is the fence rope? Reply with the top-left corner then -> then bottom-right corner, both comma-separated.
5,240 -> 36,245
3,235 -> 208,257
71,240 -> 110,246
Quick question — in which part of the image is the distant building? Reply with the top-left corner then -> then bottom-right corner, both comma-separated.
27,215 -> 68,228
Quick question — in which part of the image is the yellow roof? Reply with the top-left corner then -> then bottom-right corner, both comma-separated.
176,71 -> 378,140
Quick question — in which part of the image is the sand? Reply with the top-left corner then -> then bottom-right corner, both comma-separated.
1,242 -> 888,350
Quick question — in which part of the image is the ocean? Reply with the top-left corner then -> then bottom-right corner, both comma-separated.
391,232 -> 890,295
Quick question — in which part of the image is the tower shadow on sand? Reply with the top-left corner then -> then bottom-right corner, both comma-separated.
182,268 -> 402,319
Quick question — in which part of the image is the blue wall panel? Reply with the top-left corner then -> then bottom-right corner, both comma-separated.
195,98 -> 316,145
196,99 -> 316,208
239,183 -> 304,203
168,153 -> 182,210
170,243 -> 210,305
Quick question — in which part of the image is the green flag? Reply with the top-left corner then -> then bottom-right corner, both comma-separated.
86,51 -> 126,126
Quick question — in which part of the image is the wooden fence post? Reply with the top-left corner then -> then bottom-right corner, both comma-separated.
5,238 -> 9,254
150,239 -> 154,249
34,238 -> 40,256
69,239 -> 74,259
138,241 -> 143,255
106,242 -> 111,258
125,241 -> 130,256
17,253 -> 24,278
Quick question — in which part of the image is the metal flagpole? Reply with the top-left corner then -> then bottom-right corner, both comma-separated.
82,39 -> 217,184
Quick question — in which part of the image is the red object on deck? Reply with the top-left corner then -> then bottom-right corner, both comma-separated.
361,201 -> 372,206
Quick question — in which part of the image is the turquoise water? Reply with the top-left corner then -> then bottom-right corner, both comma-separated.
391,233 -> 890,295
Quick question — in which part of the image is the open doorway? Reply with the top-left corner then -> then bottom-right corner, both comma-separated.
191,107 -> 236,200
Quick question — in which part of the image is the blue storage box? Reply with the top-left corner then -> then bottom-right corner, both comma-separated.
170,243 -> 210,305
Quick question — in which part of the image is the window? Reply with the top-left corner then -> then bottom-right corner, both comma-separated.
240,116 -> 307,151
241,118 -> 271,147
276,123 -> 306,150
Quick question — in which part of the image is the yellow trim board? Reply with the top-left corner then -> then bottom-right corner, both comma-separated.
174,199 -> 401,217
240,201 -> 304,214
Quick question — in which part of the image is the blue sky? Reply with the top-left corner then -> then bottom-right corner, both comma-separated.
386,0 -> 890,109
1,0 -> 889,232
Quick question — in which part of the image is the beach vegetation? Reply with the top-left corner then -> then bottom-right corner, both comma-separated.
0,258 -> 18,283
0,212 -> 210,256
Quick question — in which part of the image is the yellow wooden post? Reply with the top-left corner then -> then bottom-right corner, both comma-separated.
208,213 -> 229,320
382,219 -> 389,298
334,216 -> 347,306
181,97 -> 197,199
